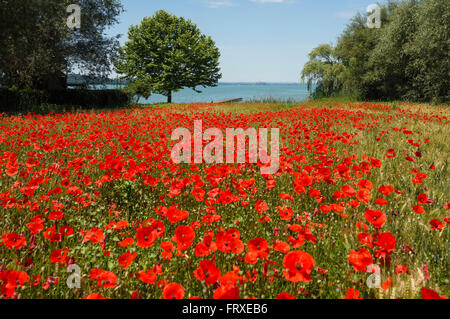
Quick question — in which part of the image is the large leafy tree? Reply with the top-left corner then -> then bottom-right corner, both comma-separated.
0,0 -> 123,90
115,10 -> 222,103
302,0 -> 449,103
403,0 -> 449,102
301,44 -> 346,98
366,0 -> 421,101
334,3 -> 394,100
334,13 -> 383,99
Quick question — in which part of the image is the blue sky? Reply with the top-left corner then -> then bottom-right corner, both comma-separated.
107,0 -> 380,82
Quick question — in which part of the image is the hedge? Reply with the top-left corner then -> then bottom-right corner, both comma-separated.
0,88 -> 130,114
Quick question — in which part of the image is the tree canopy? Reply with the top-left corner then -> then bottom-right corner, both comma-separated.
0,0 -> 124,90
301,44 -> 346,98
301,0 -> 449,103
115,10 -> 222,103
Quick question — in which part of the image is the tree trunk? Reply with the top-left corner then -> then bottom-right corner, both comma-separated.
167,91 -> 172,103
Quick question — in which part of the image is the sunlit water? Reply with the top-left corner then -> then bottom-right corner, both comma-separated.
102,83 -> 310,104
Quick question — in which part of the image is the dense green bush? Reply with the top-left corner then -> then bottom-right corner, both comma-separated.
0,88 -> 45,113
0,88 -> 129,114
302,0 -> 449,103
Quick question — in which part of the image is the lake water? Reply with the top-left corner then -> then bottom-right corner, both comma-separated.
104,83 -> 310,104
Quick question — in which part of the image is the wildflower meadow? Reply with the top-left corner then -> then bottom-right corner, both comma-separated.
0,101 -> 448,299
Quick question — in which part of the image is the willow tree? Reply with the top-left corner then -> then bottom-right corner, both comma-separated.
115,10 -> 222,103
301,44 -> 347,98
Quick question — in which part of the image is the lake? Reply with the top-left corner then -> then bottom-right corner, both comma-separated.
103,83 -> 310,104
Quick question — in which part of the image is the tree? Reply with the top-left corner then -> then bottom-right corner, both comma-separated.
366,1 -> 419,100
123,78 -> 153,104
301,44 -> 347,98
0,0 -> 123,90
334,5 -> 393,100
302,0 -> 449,103
115,10 -> 222,103
403,0 -> 449,102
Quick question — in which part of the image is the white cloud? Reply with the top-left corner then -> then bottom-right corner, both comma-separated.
205,0 -> 233,8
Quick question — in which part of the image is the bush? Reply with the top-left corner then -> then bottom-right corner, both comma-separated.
0,89 -> 46,113
0,88 -> 129,114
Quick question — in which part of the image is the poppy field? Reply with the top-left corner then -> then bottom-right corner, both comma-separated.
0,101 -> 448,299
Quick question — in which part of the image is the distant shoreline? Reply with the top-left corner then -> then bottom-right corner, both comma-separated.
67,75 -> 301,87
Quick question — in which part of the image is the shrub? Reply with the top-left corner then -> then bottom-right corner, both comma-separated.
0,88 -> 129,114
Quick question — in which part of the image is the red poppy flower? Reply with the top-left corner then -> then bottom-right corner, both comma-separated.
378,185 -> 394,196
90,269 -> 117,288
173,226 -> 195,251
357,189 -> 371,203
357,232 -> 374,248
421,288 -> 446,299
84,293 -> 106,299
244,251 -> 258,264
1,233 -> 27,250
381,277 -> 393,290
195,242 -> 211,257
276,292 -> 296,299
229,237 -> 244,254
277,206 -> 293,221
273,241 -> 290,253
118,237 -> 134,247
82,227 -> 104,244
280,193 -> 293,201
364,209 -> 387,229
136,226 -> 157,248
430,219 -> 444,231
26,215 -> 45,234
213,284 -> 239,299
417,193 -> 429,205
394,265 -> 408,274
0,270 -> 29,298
160,241 -> 174,252
167,206 -> 189,223
342,185 -> 356,197
345,288 -> 362,299
216,230 -> 243,254
255,200 -> 268,214
194,260 -> 221,285
163,282 -> 185,299
219,271 -> 244,286
50,248 -> 69,265
358,179 -> 373,190
375,198 -> 388,206
118,251 -> 137,269
413,205 -> 425,214
138,270 -> 157,284
374,232 -> 396,257
374,233 -> 396,254
348,248 -> 373,272
283,250 -> 315,283
192,187 -> 205,201
248,237 -> 269,259
59,226 -> 74,237
266,179 -> 276,190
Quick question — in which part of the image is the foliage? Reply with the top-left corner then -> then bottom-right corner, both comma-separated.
122,78 -> 153,104
115,10 -> 222,103
302,0 -> 449,103
0,0 -> 124,90
0,88 -> 129,114
402,0 -> 450,102
301,44 -> 347,98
